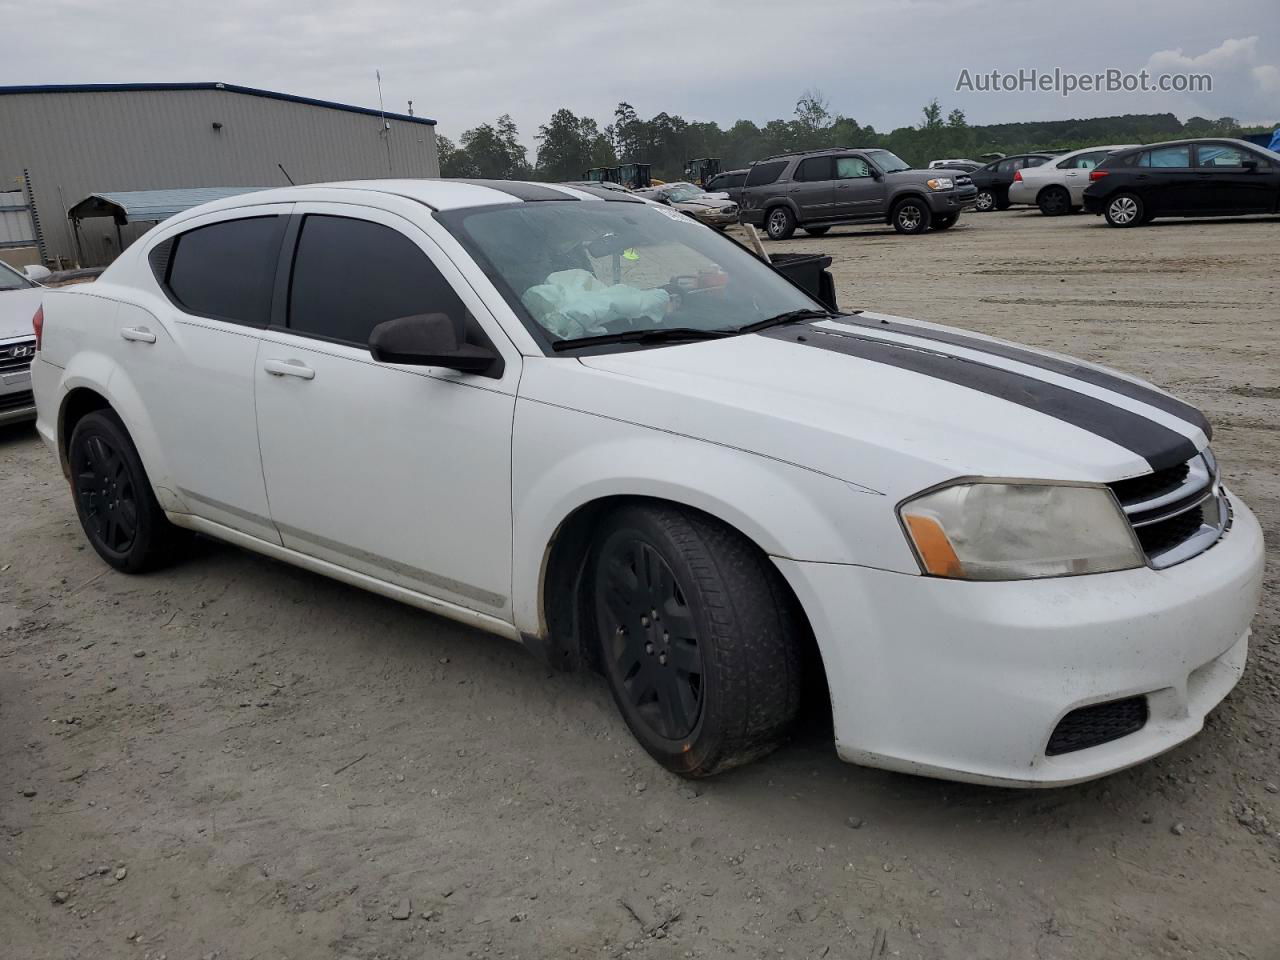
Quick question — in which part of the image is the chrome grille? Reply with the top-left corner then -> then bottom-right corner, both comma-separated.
0,338 -> 36,372
955,175 -> 973,187
1110,449 -> 1229,569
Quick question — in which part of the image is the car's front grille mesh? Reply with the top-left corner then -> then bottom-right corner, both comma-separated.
1046,696 -> 1148,755
0,389 -> 34,411
1108,450 -> 1227,569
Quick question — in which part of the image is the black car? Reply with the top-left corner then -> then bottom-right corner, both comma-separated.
1083,138 -> 1280,227
970,154 -> 1055,212
704,168 -> 748,204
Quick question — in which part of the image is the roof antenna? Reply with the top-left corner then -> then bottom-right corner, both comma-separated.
376,69 -> 393,177
277,163 -> 295,186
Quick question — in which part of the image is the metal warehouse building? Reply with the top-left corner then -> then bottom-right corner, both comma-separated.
0,82 -> 438,267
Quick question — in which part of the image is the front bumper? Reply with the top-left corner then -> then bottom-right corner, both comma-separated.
694,209 -> 738,227
0,366 -> 36,425
774,490 -> 1264,787
927,186 -> 977,212
1082,193 -> 1106,214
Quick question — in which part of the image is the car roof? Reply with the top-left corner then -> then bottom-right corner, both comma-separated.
177,179 -> 644,217
1106,137 -> 1258,155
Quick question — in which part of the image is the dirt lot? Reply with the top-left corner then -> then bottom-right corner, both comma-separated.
3,209 -> 1279,960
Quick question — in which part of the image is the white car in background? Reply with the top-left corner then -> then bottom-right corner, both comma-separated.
1008,144 -> 1139,215
0,260 -> 50,425
30,179 -> 1264,787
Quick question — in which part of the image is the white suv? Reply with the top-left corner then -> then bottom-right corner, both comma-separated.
31,180 -> 1264,786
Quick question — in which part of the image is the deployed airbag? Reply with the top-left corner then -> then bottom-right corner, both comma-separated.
522,269 -> 670,340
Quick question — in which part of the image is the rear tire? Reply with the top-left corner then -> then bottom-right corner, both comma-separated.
68,410 -> 185,573
1037,186 -> 1071,216
588,503 -> 803,777
932,213 -> 959,230
891,197 -> 932,235
802,226 -> 830,236
974,190 -> 995,212
1104,192 -> 1145,228
765,206 -> 796,241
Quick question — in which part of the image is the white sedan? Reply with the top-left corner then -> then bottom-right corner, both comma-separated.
0,259 -> 50,425
30,179 -> 1263,786
1008,144 -> 1138,215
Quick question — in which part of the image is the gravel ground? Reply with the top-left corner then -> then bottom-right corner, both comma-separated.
2,208 -> 1279,960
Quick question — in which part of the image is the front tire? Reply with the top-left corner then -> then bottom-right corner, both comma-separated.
974,190 -> 995,212
765,206 -> 796,241
891,197 -> 932,235
1037,186 -> 1071,216
68,410 -> 184,573
588,503 -> 803,777
1104,193 -> 1145,227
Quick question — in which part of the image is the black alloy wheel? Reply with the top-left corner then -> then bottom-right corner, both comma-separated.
596,537 -> 705,741
68,410 -> 183,572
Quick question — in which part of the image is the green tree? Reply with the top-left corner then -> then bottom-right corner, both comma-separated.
458,115 -> 530,180
921,99 -> 944,130
535,108 -> 615,181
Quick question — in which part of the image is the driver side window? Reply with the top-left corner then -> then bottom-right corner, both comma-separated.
288,215 -> 467,347
835,156 -> 872,179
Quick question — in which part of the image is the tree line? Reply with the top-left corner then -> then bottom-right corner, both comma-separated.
436,91 -> 1275,183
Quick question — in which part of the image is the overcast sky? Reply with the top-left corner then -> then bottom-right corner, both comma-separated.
4,0 -> 1276,151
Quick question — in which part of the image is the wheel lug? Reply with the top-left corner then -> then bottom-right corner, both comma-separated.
658,654 -> 668,666
616,626 -> 626,635
640,616 -> 649,627
645,642 -> 654,655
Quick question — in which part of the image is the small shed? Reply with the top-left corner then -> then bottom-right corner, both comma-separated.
66,187 -> 267,261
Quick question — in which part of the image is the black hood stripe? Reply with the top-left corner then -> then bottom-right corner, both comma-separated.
828,315 -> 1211,440
448,179 -> 578,202
762,326 -> 1199,471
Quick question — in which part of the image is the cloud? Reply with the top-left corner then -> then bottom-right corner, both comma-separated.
1145,36 -> 1280,120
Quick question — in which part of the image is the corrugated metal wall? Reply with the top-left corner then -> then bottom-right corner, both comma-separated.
0,88 -> 439,265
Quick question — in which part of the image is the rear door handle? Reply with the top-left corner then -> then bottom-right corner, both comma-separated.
264,358 -> 315,380
120,326 -> 157,344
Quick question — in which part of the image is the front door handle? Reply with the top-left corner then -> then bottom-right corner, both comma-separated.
264,358 -> 315,380
120,326 -> 157,344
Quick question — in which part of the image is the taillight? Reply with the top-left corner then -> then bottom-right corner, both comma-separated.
32,304 -> 43,351
1012,170 -> 1022,182
1089,170 -> 1109,181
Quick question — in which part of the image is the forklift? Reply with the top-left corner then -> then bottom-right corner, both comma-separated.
584,166 -> 622,184
616,162 -> 652,190
683,158 -> 722,188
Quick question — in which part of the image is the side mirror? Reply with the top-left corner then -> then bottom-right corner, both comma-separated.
368,313 -> 499,376
23,264 -> 52,283
1242,159 -> 1259,171
869,168 -> 883,181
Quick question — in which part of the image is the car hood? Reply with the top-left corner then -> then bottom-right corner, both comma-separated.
673,196 -> 734,210
532,313 -> 1209,497
0,287 -> 42,340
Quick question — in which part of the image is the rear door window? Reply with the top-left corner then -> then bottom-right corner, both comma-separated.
745,160 -> 787,187
162,216 -> 285,326
287,215 -> 466,347
1138,146 -> 1191,168
794,157 -> 835,182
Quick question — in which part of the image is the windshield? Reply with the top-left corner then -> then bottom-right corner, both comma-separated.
867,150 -> 912,173
664,184 -> 704,202
439,201 -> 820,348
0,261 -> 33,291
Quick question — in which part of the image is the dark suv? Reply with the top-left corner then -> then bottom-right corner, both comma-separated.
704,168 -> 748,204
739,148 -> 978,239
970,153 -> 1055,211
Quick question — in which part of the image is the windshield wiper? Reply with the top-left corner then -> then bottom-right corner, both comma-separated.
734,308 -> 835,335
551,326 -> 733,352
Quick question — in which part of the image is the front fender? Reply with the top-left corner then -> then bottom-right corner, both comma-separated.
510,397 -> 917,637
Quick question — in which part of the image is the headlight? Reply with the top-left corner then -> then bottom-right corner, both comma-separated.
926,177 -> 954,190
898,480 -> 1143,581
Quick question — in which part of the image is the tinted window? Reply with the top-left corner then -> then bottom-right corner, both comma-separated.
1196,144 -> 1250,167
794,157 -> 835,182
1026,156 -> 1049,167
745,160 -> 787,187
288,216 -> 465,346
165,217 -> 283,325
1138,146 -> 1191,168
835,156 -> 872,178
996,159 -> 1019,174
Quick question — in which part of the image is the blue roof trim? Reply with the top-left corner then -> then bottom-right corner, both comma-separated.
0,82 -> 436,126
